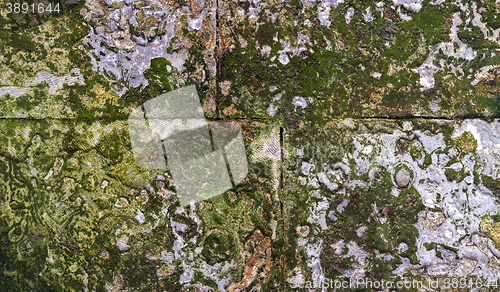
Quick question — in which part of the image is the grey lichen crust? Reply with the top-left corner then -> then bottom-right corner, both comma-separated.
284,118 -> 500,289
1,0 -> 500,291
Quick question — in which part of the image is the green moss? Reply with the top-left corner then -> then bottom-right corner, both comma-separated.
422,153 -> 432,169
479,2 -> 500,29
202,231 -> 235,263
483,175 -> 500,195
212,213 -> 223,225
424,242 -> 437,251
453,131 -> 478,153
2,30 -> 38,53
491,214 -> 500,222
445,168 -> 467,183
409,147 -> 422,160
440,243 -> 458,253
424,242 -> 441,258
458,25 -> 494,50
254,21 -> 278,44
423,242 -> 457,260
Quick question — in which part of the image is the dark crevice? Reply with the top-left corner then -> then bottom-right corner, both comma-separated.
355,115 -> 500,121
0,116 -> 131,121
161,141 -> 169,169
279,126 -> 286,286
211,116 -> 280,122
279,126 -> 284,192
0,115 -> 496,122
214,0 -> 221,121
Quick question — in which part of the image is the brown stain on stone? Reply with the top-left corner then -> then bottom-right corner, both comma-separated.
228,229 -> 273,292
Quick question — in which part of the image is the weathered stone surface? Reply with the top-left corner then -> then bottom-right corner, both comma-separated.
1,0 -> 500,290
0,0 -> 218,119
283,118 -> 500,288
0,119 -> 283,290
218,0 -> 500,123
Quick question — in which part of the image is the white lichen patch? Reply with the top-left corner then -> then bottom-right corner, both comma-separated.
116,235 -> 130,251
80,0 -> 215,95
392,0 -> 424,12
135,210 -> 145,224
292,96 -> 309,108
296,119 -> 500,284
